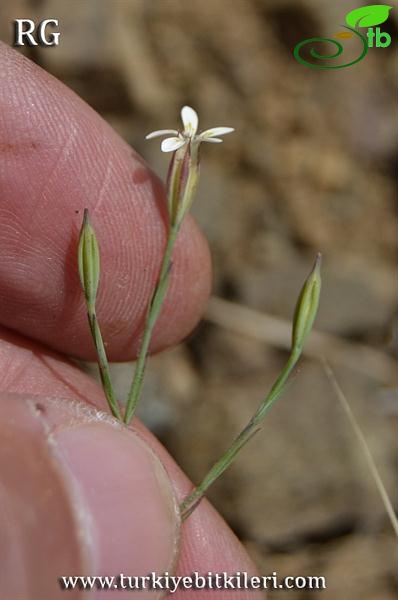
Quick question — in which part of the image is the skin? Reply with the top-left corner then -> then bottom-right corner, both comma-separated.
0,44 -> 263,599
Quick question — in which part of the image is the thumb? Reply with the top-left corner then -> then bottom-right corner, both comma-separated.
0,393 -> 179,599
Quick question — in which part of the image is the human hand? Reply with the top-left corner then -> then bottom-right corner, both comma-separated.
0,44 -> 261,599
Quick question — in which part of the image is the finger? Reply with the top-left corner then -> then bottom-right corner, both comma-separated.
0,392 -> 179,600
0,43 -> 211,361
0,328 -> 262,599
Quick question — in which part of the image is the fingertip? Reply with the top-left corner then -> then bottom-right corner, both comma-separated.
0,44 -> 212,360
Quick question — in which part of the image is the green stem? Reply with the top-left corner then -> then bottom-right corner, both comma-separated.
124,223 -> 180,424
87,310 -> 122,421
180,348 -> 301,520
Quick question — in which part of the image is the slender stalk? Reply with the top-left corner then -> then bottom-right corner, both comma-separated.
87,310 -> 122,421
180,254 -> 321,520
124,223 -> 179,424
180,349 -> 301,520
124,141 -> 200,425
323,359 -> 398,539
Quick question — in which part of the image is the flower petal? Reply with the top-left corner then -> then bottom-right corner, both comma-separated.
202,137 -> 223,143
181,106 -> 199,137
161,137 -> 186,152
146,129 -> 178,139
200,127 -> 235,139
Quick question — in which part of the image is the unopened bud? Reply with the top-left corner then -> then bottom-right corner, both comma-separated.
292,253 -> 322,352
78,209 -> 100,312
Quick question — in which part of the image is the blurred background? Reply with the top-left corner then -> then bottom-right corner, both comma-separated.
2,0 -> 398,597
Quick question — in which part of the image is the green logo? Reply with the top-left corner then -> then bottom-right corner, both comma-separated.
294,5 -> 392,69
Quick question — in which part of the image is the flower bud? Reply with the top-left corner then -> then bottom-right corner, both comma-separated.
78,209 -> 100,312
292,253 -> 322,352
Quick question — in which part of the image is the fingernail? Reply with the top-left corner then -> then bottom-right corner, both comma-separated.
54,421 -> 180,584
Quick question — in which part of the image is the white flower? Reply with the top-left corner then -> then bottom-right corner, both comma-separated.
146,106 -> 234,152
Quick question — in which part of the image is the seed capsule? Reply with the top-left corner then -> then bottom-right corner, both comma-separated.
292,253 -> 322,352
78,209 -> 100,312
